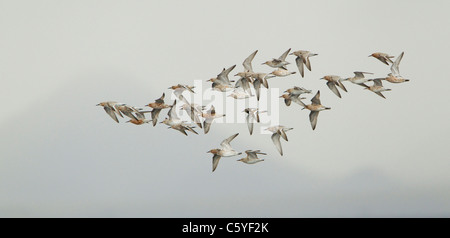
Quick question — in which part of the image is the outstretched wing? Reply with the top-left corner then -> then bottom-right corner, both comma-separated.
309,111 -> 319,130
311,91 -> 321,105
390,51 -> 404,76
327,81 -> 341,98
212,154 -> 222,172
271,132 -> 283,156
220,133 -> 239,150
104,106 -> 119,123
278,48 -> 291,61
243,50 -> 258,72
155,93 -> 165,104
295,56 -> 305,78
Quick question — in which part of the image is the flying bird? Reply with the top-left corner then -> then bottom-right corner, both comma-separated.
180,103 -> 204,129
235,50 -> 258,95
297,91 -> 331,130
269,68 -> 296,77
201,105 -> 225,134
320,75 -> 348,98
161,100 -> 198,136
96,101 -> 123,123
168,84 -> 195,105
228,88 -> 251,99
342,71 -> 373,88
243,108 -> 267,135
284,86 -> 312,96
266,126 -> 293,156
363,78 -> 392,99
114,104 -> 142,121
207,133 -> 242,172
280,93 -> 306,107
145,93 -> 172,126
290,50 -> 318,78
237,150 -> 266,164
262,48 -> 291,70
208,65 -> 236,92
384,52 -> 409,83
252,72 -> 275,100
369,52 -> 395,65
125,109 -> 152,125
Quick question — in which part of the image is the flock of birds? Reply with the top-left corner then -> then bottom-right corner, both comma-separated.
97,48 -> 409,172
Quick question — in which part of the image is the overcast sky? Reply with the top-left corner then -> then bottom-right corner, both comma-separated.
1,0 -> 449,217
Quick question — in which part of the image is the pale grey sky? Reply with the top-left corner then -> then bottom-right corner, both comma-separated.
0,0 -> 449,217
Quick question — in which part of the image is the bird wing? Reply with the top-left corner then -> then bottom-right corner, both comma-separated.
167,100 -> 179,120
245,113 -> 254,135
104,106 -> 119,123
217,65 -> 236,84
155,93 -> 165,104
291,96 -> 306,107
304,56 -> 312,71
271,132 -> 283,156
203,118 -> 213,134
253,79 -> 262,101
278,48 -> 291,61
220,133 -> 239,150
295,56 -> 305,78
235,78 -> 253,95
311,91 -> 321,105
354,71 -> 373,78
337,80 -> 348,92
373,78 -> 384,87
245,150 -> 258,160
390,51 -> 404,77
243,50 -> 258,72
185,106 -> 203,128
327,81 -> 342,98
374,91 -> 386,99
183,85 -> 196,93
309,111 -> 319,130
212,154 -> 222,172
284,97 -> 292,106
279,129 -> 289,141
183,125 -> 198,135
151,109 -> 162,126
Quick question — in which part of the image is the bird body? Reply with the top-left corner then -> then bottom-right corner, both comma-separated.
208,133 -> 241,172
270,69 -> 296,77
